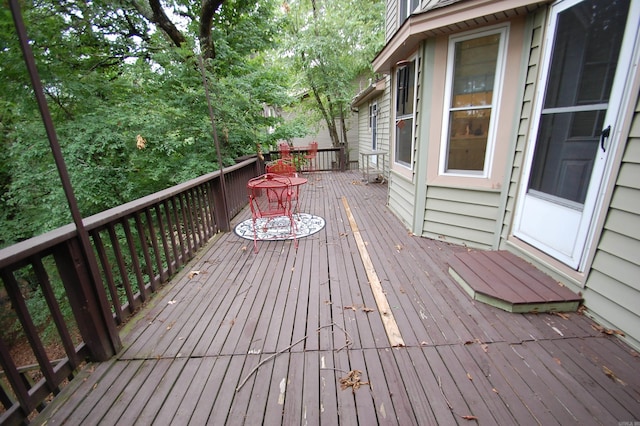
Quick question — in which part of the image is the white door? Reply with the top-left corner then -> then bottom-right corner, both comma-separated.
514,0 -> 639,270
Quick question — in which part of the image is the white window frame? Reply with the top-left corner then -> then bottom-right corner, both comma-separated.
394,57 -> 417,170
439,25 -> 509,178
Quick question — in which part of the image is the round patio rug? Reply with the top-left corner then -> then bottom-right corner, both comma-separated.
234,213 -> 325,241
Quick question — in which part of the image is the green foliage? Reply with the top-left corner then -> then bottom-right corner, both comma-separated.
0,0 -> 305,246
279,0 -> 385,148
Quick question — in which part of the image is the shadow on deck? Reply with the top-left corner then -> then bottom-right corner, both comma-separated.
34,171 -> 640,425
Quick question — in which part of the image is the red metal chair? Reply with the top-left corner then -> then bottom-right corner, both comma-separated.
265,158 -> 297,177
266,159 -> 300,211
247,173 -> 297,253
304,141 -> 318,172
278,142 -> 292,160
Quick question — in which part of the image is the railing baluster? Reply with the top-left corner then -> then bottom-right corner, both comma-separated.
91,229 -> 124,324
134,212 -> 157,292
30,257 -> 79,368
107,224 -> 137,312
122,218 -> 147,302
145,208 -> 166,283
1,270 -> 57,393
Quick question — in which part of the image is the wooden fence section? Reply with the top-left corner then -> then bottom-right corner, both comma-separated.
31,171 -> 640,425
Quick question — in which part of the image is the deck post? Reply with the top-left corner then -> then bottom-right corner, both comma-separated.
54,239 -> 121,361
212,173 -> 231,233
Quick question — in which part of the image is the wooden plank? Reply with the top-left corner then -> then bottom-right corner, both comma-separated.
540,339 -> 635,421
342,196 -> 405,347
190,355 -> 232,424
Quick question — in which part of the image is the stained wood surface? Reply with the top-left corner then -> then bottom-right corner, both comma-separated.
449,249 -> 582,312
34,171 -> 640,425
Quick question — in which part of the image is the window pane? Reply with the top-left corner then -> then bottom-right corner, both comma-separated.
446,109 -> 490,171
529,111 -> 605,204
451,34 -> 499,107
396,118 -> 413,165
444,33 -> 500,173
544,0 -> 629,108
396,63 -> 415,115
395,60 -> 416,167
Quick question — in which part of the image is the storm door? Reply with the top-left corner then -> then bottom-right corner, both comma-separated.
514,0 -> 638,269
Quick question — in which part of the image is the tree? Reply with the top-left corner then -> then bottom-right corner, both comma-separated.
280,0 -> 385,149
0,0 -> 305,246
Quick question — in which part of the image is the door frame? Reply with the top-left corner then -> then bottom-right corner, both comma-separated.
513,0 -> 640,272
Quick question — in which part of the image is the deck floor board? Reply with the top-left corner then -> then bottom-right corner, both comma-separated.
33,171 -> 640,425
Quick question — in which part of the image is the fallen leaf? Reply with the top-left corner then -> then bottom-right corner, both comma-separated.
461,415 -> 478,421
344,305 -> 357,311
420,341 -> 429,346
554,357 -> 562,365
492,388 -> 499,394
339,370 -> 370,393
603,366 -> 626,385
592,324 -> 625,336
466,373 -> 473,381
395,244 -> 403,251
188,270 -> 200,279
362,307 -> 375,313
552,312 -> 570,320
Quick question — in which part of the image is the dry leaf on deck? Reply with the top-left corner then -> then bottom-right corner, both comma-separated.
466,373 -> 473,381
552,312 -> 570,320
188,270 -> 200,279
461,415 -> 478,421
339,370 -> 370,393
602,366 -> 626,385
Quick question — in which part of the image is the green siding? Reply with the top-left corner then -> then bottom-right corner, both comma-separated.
423,186 -> 500,249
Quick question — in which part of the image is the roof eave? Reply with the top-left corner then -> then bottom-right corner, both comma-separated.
373,0 -> 549,74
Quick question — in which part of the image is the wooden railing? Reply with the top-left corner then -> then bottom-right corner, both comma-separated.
0,148 -> 345,425
0,158 -> 262,425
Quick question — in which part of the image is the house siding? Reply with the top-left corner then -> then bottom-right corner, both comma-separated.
582,103 -> 640,349
388,172 -> 415,228
423,186 -> 500,248
499,10 -> 545,244
386,0 -> 398,42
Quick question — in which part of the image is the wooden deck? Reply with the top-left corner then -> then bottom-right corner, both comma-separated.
35,171 -> 640,425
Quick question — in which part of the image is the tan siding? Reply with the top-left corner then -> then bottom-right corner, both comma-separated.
423,186 -> 500,249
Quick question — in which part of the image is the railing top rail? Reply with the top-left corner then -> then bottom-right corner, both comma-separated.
0,158 -> 257,269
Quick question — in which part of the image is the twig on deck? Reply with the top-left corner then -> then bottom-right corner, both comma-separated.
236,323 -> 347,392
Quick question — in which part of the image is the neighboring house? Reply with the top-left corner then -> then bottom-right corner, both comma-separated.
353,0 -> 640,350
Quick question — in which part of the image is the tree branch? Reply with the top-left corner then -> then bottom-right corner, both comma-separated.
199,0 -> 224,60
147,0 -> 186,47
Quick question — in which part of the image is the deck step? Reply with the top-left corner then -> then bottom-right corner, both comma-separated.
448,250 -> 582,313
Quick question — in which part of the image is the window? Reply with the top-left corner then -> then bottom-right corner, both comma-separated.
400,0 -> 420,25
395,59 -> 416,167
370,102 -> 378,150
441,28 -> 507,176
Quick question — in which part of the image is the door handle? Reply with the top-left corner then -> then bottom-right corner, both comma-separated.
600,125 -> 611,152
